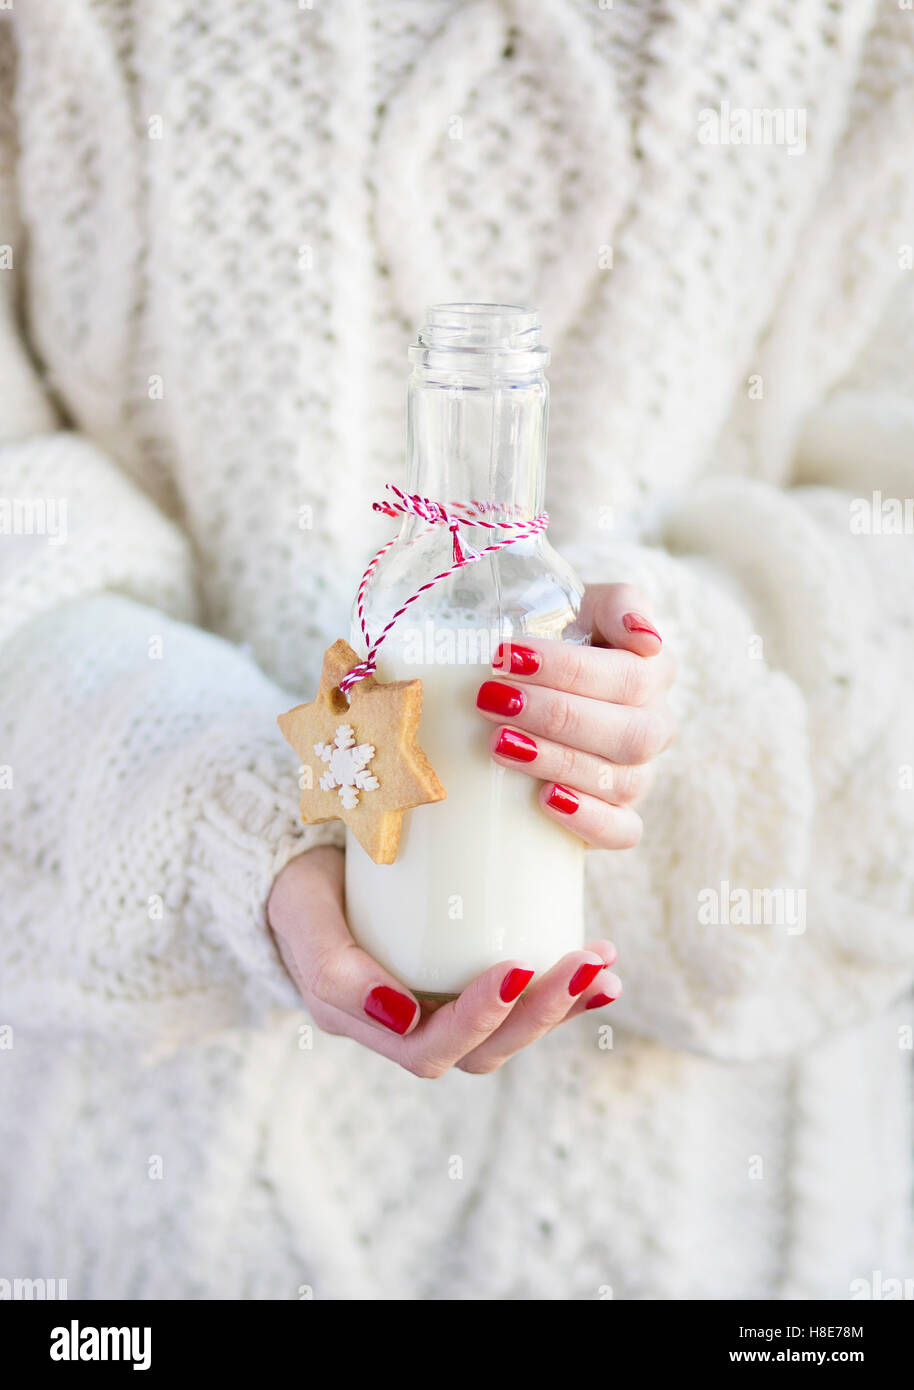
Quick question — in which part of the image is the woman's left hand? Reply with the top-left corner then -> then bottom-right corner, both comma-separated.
476,583 -> 676,849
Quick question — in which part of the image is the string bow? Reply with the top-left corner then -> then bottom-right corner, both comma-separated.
338,484 -> 549,695
373,485 -> 482,566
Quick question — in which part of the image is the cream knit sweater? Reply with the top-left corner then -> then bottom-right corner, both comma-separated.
1,0 -> 913,1300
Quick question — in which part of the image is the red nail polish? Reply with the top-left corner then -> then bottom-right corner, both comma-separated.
494,728 -> 538,763
499,967 -> 535,1003
477,680 -> 524,717
364,985 -> 417,1034
569,961 -> 604,996
622,612 -> 661,642
493,642 -> 541,676
585,993 -> 617,1010
546,784 -> 579,815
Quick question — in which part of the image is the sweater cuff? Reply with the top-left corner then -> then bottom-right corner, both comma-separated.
187,725 -> 345,1024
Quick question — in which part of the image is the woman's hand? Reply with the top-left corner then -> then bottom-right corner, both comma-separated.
268,846 -> 621,1077
477,583 -> 676,848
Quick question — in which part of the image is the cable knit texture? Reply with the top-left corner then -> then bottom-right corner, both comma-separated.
0,0 -> 912,1299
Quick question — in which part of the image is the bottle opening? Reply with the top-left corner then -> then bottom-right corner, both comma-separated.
410,302 -> 549,374
421,303 -> 542,351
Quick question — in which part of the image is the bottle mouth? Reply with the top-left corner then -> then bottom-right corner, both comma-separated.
410,302 -> 549,374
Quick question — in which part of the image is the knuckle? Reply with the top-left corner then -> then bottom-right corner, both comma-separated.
620,711 -> 654,764
617,812 -> 644,849
514,999 -> 563,1034
618,654 -> 651,706
307,945 -> 342,1006
306,999 -> 343,1035
554,740 -> 579,784
318,1016 -> 345,1038
607,763 -> 643,803
452,990 -> 505,1041
545,689 -> 579,744
556,640 -> 587,690
595,759 -> 620,797
637,708 -> 667,762
403,1054 -> 447,1080
458,1055 -> 502,1076
643,710 -> 668,759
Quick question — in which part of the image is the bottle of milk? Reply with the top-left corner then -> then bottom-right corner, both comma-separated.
344,303 -> 588,997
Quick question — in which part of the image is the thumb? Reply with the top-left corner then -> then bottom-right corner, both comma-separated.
583,583 -> 663,657
269,848 -> 422,1037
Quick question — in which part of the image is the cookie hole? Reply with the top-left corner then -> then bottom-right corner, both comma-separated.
330,686 -> 351,714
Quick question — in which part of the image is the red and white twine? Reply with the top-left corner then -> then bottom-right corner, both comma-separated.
338,483 -> 549,694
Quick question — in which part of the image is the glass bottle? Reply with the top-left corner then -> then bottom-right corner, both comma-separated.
344,303 -> 589,997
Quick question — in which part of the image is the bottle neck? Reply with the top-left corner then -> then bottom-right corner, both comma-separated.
403,304 -> 549,530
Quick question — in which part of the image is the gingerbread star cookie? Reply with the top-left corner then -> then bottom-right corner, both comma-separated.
278,639 -> 446,864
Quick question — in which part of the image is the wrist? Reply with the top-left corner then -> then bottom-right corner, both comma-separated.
268,842 -> 344,934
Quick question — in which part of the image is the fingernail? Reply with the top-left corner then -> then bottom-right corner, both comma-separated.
493,642 -> 541,676
622,612 -> 661,642
364,985 -> 417,1034
499,967 -> 535,1003
494,728 -> 538,763
546,784 -> 579,815
477,680 -> 525,717
569,961 -> 604,997
585,993 -> 617,1010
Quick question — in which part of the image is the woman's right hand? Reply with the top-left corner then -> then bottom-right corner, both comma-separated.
267,845 -> 621,1077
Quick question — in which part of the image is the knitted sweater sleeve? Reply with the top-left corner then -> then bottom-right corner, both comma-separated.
559,31 -> 914,1060
0,449 -> 343,1050
0,80 -> 337,1054
563,376 -> 914,1061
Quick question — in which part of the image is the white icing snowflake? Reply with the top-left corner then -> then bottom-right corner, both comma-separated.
314,724 -> 379,810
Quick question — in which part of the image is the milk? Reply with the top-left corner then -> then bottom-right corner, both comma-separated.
344,650 -> 585,996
